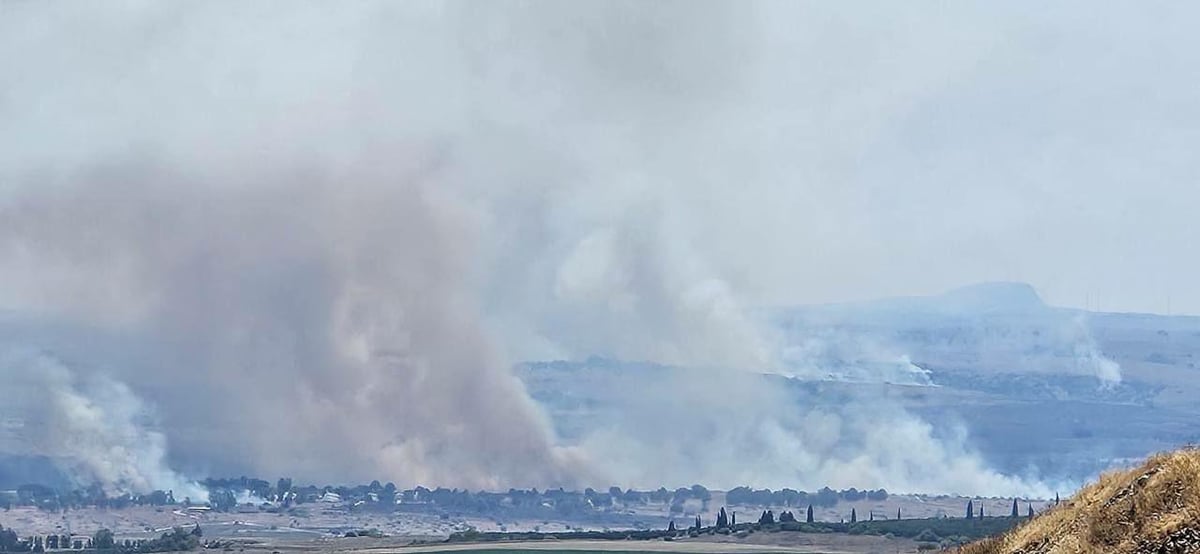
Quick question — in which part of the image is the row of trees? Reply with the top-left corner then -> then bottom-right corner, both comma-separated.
755,506 -> 816,524
3,484 -> 182,512
965,498 -> 1043,520
725,486 -> 888,508
0,524 -> 94,552
0,525 -> 202,553
5,475 -> 1045,523
5,480 -> 880,518
680,496 -> 1048,530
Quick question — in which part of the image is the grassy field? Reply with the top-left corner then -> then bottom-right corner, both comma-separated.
408,550 -> 777,554
393,538 -> 861,553
399,547 -> 828,554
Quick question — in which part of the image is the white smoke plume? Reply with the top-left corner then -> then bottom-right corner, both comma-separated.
774,284 -> 1123,387
1060,315 -> 1122,386
0,350 -> 208,501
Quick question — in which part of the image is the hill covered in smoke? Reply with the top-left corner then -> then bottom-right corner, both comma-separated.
9,279 -> 1191,498
520,284 -> 1200,489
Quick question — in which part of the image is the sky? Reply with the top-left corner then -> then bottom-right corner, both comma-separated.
3,1 -> 1198,316
0,1 -> 1196,494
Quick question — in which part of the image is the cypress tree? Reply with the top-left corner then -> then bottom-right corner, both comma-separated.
731,511 -> 736,526
806,504 -> 814,523
1011,498 -> 1019,518
850,508 -> 857,523
980,504 -> 984,518
896,507 -> 901,520
966,500 -> 974,519
1027,503 -> 1034,517
696,515 -> 702,530
1054,492 -> 1059,506
668,520 -> 676,532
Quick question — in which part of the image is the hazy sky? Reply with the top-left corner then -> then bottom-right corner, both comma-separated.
1,1 -> 1198,316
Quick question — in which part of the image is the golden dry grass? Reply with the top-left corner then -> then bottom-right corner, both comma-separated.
962,448 -> 1200,554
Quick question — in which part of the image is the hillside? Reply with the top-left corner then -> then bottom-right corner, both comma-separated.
964,448 -> 1200,554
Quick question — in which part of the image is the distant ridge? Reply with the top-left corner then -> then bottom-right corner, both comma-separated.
964,448 -> 1200,554
790,281 -> 1049,317
786,281 -> 1200,319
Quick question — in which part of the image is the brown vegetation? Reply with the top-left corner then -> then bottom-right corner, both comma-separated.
963,448 -> 1200,554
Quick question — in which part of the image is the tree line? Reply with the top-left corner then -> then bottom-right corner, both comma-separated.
3,479 -> 890,515
0,524 -> 202,553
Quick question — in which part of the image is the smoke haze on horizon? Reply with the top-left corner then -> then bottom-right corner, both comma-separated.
0,1 -> 1192,497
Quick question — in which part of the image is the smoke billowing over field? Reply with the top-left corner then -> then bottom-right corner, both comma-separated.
2,1 -> 1197,502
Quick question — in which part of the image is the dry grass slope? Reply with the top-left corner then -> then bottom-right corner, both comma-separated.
963,448 -> 1200,554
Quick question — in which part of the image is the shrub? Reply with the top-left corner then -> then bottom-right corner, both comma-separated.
914,528 -> 941,543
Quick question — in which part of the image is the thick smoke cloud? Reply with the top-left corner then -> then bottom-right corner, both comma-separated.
0,1 -> 1127,496
1,174 -> 588,489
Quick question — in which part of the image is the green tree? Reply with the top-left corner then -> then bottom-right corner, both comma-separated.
966,500 -> 974,519
0,525 -> 21,552
93,529 -> 115,550
139,526 -> 201,552
210,489 -> 237,511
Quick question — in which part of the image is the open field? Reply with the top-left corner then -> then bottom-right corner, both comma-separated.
218,534 -> 922,554
377,542 -> 861,553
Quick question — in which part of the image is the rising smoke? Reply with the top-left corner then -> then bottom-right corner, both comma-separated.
0,1 -> 1064,497
0,350 -> 208,501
